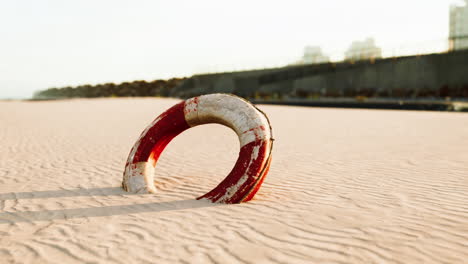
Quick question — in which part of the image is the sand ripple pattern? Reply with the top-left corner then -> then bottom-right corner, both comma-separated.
1,98 -> 467,263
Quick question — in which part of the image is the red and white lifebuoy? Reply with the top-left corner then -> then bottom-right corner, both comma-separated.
122,93 -> 273,203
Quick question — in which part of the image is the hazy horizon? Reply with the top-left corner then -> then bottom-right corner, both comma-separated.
0,0 -> 464,99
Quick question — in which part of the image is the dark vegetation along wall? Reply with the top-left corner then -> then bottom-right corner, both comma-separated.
171,49 -> 468,100
35,49 -> 468,100
34,78 -> 186,99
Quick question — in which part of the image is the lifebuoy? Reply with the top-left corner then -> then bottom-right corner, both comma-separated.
122,93 -> 273,203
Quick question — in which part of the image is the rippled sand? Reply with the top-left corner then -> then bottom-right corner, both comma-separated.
1,98 -> 467,263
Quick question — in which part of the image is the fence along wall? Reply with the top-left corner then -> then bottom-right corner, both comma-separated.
172,49 -> 468,99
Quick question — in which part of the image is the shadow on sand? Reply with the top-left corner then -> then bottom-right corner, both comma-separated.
0,187 -> 126,200
0,187 -> 221,224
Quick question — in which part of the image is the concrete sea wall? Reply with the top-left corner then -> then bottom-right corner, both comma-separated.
171,49 -> 468,100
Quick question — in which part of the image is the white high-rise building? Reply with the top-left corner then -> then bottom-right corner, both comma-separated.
449,0 -> 468,50
303,46 -> 329,64
344,38 -> 382,61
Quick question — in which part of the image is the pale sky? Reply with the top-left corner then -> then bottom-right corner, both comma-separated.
0,0 -> 464,98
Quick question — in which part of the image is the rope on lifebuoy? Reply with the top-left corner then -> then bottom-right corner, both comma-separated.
122,93 -> 273,204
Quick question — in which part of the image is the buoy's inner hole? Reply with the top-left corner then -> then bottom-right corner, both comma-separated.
152,124 -> 239,199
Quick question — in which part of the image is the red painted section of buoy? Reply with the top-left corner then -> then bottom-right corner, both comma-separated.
196,139 -> 271,203
241,152 -> 272,202
130,101 -> 189,165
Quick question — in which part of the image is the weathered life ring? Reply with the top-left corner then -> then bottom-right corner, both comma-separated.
122,93 -> 273,203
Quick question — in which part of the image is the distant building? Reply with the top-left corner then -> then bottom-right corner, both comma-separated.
302,46 -> 329,64
449,0 -> 468,51
344,38 -> 382,62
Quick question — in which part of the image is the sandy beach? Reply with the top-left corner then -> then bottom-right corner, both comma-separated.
1,98 -> 467,263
